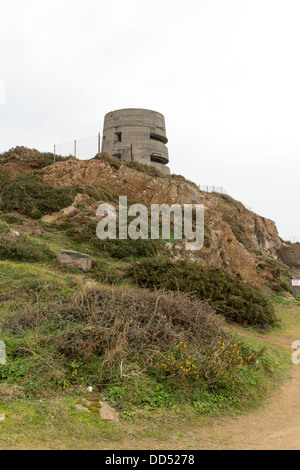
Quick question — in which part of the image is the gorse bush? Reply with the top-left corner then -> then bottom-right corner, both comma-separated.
128,259 -> 277,329
0,224 -> 54,263
155,338 -> 257,389
1,174 -> 75,216
2,288 -> 225,387
97,238 -> 157,259
52,290 -> 222,361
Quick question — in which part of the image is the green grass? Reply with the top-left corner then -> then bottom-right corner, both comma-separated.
0,224 -> 55,263
0,261 -> 79,300
0,395 -> 123,449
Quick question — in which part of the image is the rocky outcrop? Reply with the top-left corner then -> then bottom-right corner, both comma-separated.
43,159 -> 203,205
279,242 -> 300,268
42,157 -> 289,287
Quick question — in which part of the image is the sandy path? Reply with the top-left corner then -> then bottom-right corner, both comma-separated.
189,363 -> 300,450
111,362 -> 300,450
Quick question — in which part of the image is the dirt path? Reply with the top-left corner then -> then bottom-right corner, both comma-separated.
106,364 -> 300,450
186,363 -> 300,450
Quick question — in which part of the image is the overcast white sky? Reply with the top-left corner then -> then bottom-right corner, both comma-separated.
0,0 -> 299,240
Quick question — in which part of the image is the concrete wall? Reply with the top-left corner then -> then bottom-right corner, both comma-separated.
101,108 -> 170,174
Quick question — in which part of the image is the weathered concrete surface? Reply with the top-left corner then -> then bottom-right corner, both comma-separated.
57,250 -> 92,272
102,108 -> 170,174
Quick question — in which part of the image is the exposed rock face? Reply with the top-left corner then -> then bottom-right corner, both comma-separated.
43,157 -> 288,287
1,160 -> 34,179
43,159 -> 203,205
57,250 -> 92,272
279,242 -> 300,268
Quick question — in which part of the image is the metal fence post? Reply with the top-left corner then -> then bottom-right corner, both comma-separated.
54,145 -> 56,164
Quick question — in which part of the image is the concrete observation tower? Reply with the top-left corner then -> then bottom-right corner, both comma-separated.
101,108 -> 170,175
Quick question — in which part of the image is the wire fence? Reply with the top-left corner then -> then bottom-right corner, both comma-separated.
198,185 -> 230,195
198,186 -> 253,210
54,134 -> 101,162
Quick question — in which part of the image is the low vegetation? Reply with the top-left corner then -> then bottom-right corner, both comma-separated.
94,152 -> 164,178
0,223 -> 54,263
0,174 -> 75,218
64,220 -> 158,259
0,146 -> 67,167
128,259 -> 277,329
0,286 -> 285,419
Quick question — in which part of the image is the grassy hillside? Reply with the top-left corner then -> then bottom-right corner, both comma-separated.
0,148 -> 297,448
0,211 -> 288,416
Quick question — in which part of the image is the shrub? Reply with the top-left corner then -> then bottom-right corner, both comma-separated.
128,259 -> 277,329
65,221 -> 157,259
1,173 -> 75,216
97,238 -> 157,259
52,290 -> 223,360
31,209 -> 42,220
0,169 -> 8,192
90,259 -> 123,285
3,288 -> 225,385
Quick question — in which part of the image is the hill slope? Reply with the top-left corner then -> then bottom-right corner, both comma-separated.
41,154 -> 290,290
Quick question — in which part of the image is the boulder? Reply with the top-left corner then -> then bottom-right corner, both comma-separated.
99,400 -> 120,423
57,250 -> 92,272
